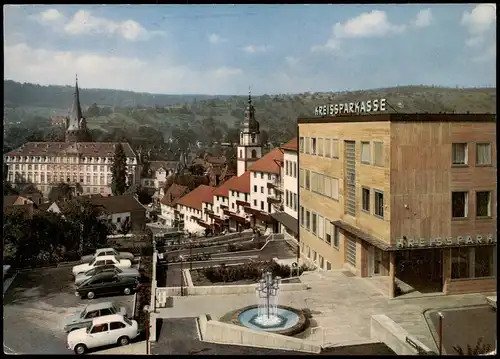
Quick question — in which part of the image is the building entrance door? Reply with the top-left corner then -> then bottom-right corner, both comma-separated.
368,246 -> 383,276
395,249 -> 444,295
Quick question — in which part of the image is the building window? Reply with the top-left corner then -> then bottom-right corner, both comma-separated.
312,212 -> 317,234
253,185 -> 257,192
332,139 -> 339,158
476,143 -> 491,165
333,225 -> 339,248
254,172 -> 257,178
299,169 -> 304,187
476,191 -> 492,217
285,161 -> 289,176
362,187 -> 370,213
268,188 -> 272,195
260,201 -> 264,210
268,174 -> 272,181
451,247 -> 470,279
285,190 -> 289,207
293,193 -> 298,211
305,170 -> 310,190
305,137 -> 310,154
311,172 -> 318,193
331,177 -> 339,200
318,138 -> 324,156
452,191 -> 468,218
374,190 -> 384,218
232,203 -> 235,209
326,261 -> 332,270
299,137 -> 304,153
318,215 -> 324,239
293,163 -> 297,178
373,142 -> 384,167
361,142 -> 371,164
260,173 -> 264,179
324,138 -> 331,158
311,138 -> 317,155
325,220 -> 331,244
253,199 -> 257,206
305,210 -> 310,230
345,236 -> 356,266
452,143 -> 468,165
260,186 -> 264,193
475,246 -> 495,278
300,206 -> 304,226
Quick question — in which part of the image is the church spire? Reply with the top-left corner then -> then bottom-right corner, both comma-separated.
248,86 -> 252,105
70,74 -> 83,123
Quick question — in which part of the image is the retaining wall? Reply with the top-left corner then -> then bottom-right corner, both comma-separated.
199,315 -> 320,354
156,282 -> 308,306
370,314 -> 435,355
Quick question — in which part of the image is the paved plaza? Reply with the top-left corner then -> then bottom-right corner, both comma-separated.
156,269 -> 494,352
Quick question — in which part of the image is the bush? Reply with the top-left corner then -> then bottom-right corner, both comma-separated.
134,255 -> 153,332
202,261 -> 313,283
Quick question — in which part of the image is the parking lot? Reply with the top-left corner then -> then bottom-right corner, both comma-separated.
3,265 -> 136,355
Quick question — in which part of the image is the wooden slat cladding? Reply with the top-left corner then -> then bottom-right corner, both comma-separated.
444,277 -> 496,295
390,121 -> 497,246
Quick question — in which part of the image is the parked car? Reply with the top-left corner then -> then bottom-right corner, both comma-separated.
72,255 -> 132,276
67,314 -> 140,354
75,265 -> 140,286
80,248 -> 134,264
76,272 -> 138,299
63,301 -> 127,333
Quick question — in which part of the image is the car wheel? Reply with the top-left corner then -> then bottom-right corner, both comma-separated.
87,291 -> 95,299
118,336 -> 130,346
123,287 -> 132,295
74,344 -> 87,355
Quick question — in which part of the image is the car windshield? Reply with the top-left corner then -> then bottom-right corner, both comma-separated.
89,258 -> 97,266
80,309 -> 87,318
112,305 -> 119,314
112,249 -> 119,256
123,317 -> 132,326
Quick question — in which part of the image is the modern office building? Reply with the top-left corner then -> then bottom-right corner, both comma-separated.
298,113 -> 496,297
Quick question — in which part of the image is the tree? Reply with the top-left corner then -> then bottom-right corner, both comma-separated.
111,143 -> 128,195
86,103 -> 100,117
48,182 -> 74,202
260,129 -> 269,146
189,164 -> 205,176
453,338 -> 492,355
61,198 -> 113,255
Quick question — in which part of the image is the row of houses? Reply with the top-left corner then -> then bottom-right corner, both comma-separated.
158,138 -> 299,239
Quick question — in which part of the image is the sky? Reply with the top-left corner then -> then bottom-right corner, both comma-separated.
3,4 -> 497,95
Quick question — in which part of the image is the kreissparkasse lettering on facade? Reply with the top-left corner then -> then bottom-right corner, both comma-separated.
396,234 -> 496,249
314,98 -> 387,116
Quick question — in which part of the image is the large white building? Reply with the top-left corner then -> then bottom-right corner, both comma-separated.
237,92 -> 262,176
271,138 -> 299,241
4,78 -> 139,197
174,185 -> 215,234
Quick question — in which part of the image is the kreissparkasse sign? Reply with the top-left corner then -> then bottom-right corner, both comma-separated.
314,98 -> 387,116
396,234 -> 496,249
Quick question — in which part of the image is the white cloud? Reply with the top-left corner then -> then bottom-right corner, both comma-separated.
208,33 -> 227,44
39,8 -> 66,22
461,4 -> 496,60
34,9 -> 164,41
311,10 -> 405,52
243,45 -> 271,54
285,56 -> 299,67
4,43 -> 244,94
461,4 -> 496,35
414,9 -> 432,27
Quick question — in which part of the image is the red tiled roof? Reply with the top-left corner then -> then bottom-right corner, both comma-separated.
227,171 -> 251,194
160,183 -> 189,207
6,142 -> 136,158
248,148 -> 283,175
176,185 -> 215,210
213,176 -> 238,197
281,137 -> 297,152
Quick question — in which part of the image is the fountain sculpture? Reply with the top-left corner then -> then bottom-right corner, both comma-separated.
231,271 -> 308,336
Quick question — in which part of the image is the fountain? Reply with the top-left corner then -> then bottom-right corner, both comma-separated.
231,271 -> 308,336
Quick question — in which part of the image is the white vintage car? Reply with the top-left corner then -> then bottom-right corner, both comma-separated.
72,255 -> 132,276
67,314 -> 139,355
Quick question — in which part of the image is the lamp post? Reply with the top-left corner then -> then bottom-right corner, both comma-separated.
143,305 -> 151,355
179,255 -> 184,296
189,239 -> 193,270
437,312 -> 444,355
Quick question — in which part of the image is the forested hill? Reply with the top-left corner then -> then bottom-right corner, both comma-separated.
4,80 -> 233,109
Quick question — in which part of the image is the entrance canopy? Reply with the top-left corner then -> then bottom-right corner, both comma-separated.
271,211 -> 298,235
